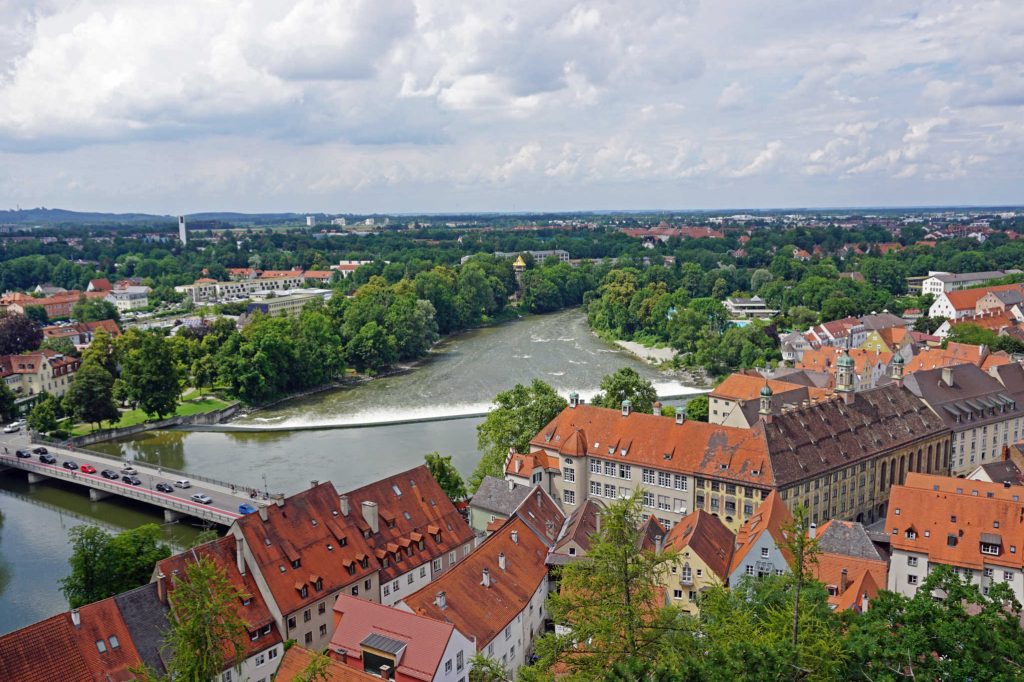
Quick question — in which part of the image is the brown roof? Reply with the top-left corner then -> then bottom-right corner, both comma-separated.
887,473 -> 1024,571
664,509 -> 735,580
511,486 -> 565,547
730,490 -> 794,574
155,535 -> 282,658
403,517 -> 550,649
275,646 -> 378,681
232,482 -> 378,616
549,498 -> 602,562
343,465 -> 475,583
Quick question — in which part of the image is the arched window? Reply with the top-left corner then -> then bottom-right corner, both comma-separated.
880,461 -> 888,489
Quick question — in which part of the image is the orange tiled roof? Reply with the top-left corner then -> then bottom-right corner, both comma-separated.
664,509 -> 735,580
709,374 -> 805,402
904,342 -> 988,373
831,568 -> 880,613
729,491 -> 794,574
403,517 -> 550,650
505,451 -> 558,478
303,270 -> 334,279
887,473 -> 1024,571
944,283 -> 1024,311
275,646 -> 378,681
798,347 -> 891,376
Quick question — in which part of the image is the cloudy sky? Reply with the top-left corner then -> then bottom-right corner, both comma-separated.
0,0 -> 1021,214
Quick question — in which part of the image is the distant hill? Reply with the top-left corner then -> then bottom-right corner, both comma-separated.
0,208 -> 308,227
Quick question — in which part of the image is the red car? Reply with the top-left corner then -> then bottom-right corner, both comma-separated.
79,464 -> 97,474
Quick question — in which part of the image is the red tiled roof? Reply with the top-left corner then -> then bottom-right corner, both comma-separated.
831,568 -> 880,613
710,374 -> 805,401
886,473 -> 1024,572
276,646 -> 378,681
944,284 -> 1024,311
88,278 -> 112,292
729,491 -> 793,574
403,517 -> 549,650
904,342 -> 989,373
303,270 -> 334,279
505,451 -> 558,478
512,486 -> 565,547
330,595 -> 456,680
664,509 -> 735,580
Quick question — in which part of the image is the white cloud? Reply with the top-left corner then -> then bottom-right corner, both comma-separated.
0,0 -> 1020,210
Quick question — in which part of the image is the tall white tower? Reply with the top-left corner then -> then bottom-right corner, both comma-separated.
178,216 -> 187,245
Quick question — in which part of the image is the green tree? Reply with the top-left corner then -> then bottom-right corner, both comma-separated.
65,361 -> 120,428
73,298 -> 120,324
472,380 -> 567,491
40,336 -> 77,356
424,452 -> 467,502
913,315 -> 945,334
81,328 -> 118,376
60,524 -> 171,608
469,653 -> 508,682
293,650 -> 333,682
782,504 -> 820,671
345,320 -> 398,373
0,382 -> 16,423
27,393 -> 59,433
684,394 -> 709,422
118,330 -> 181,418
592,367 -> 658,414
23,305 -> 49,325
531,492 -> 681,679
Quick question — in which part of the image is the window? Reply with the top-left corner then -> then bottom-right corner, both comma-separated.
96,640 -> 107,654
563,489 -> 576,505
222,671 -> 233,682
457,651 -> 464,672
420,566 -> 427,578
563,466 -> 575,483
681,565 -> 692,583
643,468 -> 655,484
604,461 -> 616,476
1005,571 -> 1014,582
383,584 -> 391,597
448,551 -> 456,565
299,585 -> 308,599
984,568 -> 994,578
288,616 -> 296,629
304,609 -> 311,623
318,601 -> 326,615
643,492 -> 655,508
658,471 -> 671,487
433,559 -> 442,572
505,624 -> 512,640
320,624 -> 327,637
109,636 -> 119,650
907,575 -> 918,586
590,459 -> 601,474
590,481 -> 601,495
255,653 -> 266,666
619,464 -> 631,480
746,565 -> 754,576
408,573 -> 415,585
907,556 -> 918,567
905,530 -> 916,540
604,484 -> 616,498
446,660 -> 453,674
981,543 -> 1000,556
761,547 -> 769,559
674,474 -> 688,491
488,643 -> 494,656
351,586 -> 359,596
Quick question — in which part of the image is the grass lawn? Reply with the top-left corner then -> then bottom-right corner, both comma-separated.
70,394 -> 232,436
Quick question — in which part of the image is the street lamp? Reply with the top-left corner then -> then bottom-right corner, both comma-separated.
262,474 -> 268,498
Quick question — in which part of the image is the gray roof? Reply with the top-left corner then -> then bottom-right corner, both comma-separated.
976,460 -> 1024,484
361,632 -> 407,656
817,520 -> 885,561
470,476 -> 532,515
930,270 -> 1014,284
860,312 -> 910,331
903,363 -> 1024,431
769,367 -> 834,389
114,582 -> 170,676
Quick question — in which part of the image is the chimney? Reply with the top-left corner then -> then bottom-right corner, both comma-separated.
361,501 -> 379,534
258,504 -> 268,522
621,400 -> 632,417
942,366 -> 954,387
515,458 -> 522,473
511,530 -> 519,545
274,497 -> 284,508
809,522 -> 817,539
236,535 -> 246,576
655,534 -> 664,553
481,568 -> 491,588
436,591 -> 447,610
70,609 -> 81,628
861,592 -> 869,613
569,391 -> 579,408
676,411 -> 685,425
310,480 -> 319,489
498,552 -> 506,571
339,495 -> 350,517
652,401 -> 662,416
508,479 -> 515,491
840,568 -> 848,593
156,572 -> 167,604
379,665 -> 392,678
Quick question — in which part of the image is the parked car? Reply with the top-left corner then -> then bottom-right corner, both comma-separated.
3,423 -> 20,433
62,461 -> 78,470
191,493 -> 213,505
174,479 -> 191,489
80,465 -> 97,474
32,447 -> 48,455
121,466 -> 138,475
155,482 -> 174,493
122,476 -> 142,486
238,503 -> 257,514
101,469 -> 119,479
15,450 -> 31,458
39,454 -> 56,464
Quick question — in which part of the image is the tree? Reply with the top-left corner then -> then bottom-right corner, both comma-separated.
60,524 -> 171,608
530,492 -> 681,679
424,452 -> 467,502
23,305 -> 49,325
469,653 -> 508,682
27,393 -> 59,433
684,394 -> 709,422
81,328 -> 118,376
73,297 -> 120,324
0,382 -> 16,423
781,504 -> 819,673
117,330 -> 181,418
592,368 -> 659,414
65,361 -> 120,428
40,336 -> 77,357
345,320 -> 398,373
472,380 -> 567,491
0,313 -> 42,354
293,650 -> 333,682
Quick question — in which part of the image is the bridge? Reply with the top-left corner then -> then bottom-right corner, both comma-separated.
0,432 -> 268,527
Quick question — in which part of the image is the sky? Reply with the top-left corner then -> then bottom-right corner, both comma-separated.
0,0 -> 1021,214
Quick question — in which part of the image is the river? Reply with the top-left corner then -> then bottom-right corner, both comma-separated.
0,309 -> 700,634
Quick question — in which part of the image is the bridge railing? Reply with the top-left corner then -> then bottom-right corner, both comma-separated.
28,433 -> 255,495
0,454 -> 238,526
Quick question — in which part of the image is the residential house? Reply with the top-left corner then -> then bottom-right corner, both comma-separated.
722,296 -> 779,319
976,289 -> 1024,315
813,520 -> 888,612
805,317 -> 866,349
400,511 -> 558,678
343,465 -> 476,606
797,347 -> 892,390
86,278 -> 112,292
903,342 -> 1011,374
928,283 -> 1024,320
468,476 -> 532,536
779,330 -> 811,362
663,510 -> 734,615
545,497 -> 602,566
903,363 -> 1024,476
886,473 -> 1024,602
42,319 -> 121,348
154,535 -> 285,682
967,460 -> 1024,486
504,450 -> 559,494
921,270 -> 1019,296
328,595 -> 475,682
105,285 -> 151,312
276,646 -> 378,681
726,491 -> 793,585
1,289 -> 105,319
0,349 -> 80,398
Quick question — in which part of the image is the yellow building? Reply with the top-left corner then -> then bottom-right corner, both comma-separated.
662,510 -> 735,615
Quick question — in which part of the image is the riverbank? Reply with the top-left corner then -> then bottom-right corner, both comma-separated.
612,339 -> 712,389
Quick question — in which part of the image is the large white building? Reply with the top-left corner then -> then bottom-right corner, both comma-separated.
920,270 -> 1018,296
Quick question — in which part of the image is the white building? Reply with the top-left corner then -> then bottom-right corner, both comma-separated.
306,215 -> 316,227
178,215 -> 187,245
921,270 -> 1018,296
105,285 -> 150,311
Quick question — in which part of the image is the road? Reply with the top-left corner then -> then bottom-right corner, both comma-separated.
0,430 -> 259,525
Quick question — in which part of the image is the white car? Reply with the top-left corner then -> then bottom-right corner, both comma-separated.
121,465 -> 138,475
3,423 -> 20,434
191,493 -> 213,505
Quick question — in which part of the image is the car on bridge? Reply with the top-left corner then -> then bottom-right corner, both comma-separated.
191,493 -> 213,505
62,461 -> 78,470
32,447 -> 48,455
122,475 -> 142,486
101,469 -> 119,480
80,465 -> 96,474
3,423 -> 20,433
238,503 -> 258,514
155,482 -> 174,493
121,466 -> 138,475
39,454 -> 56,464
15,450 -> 30,459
